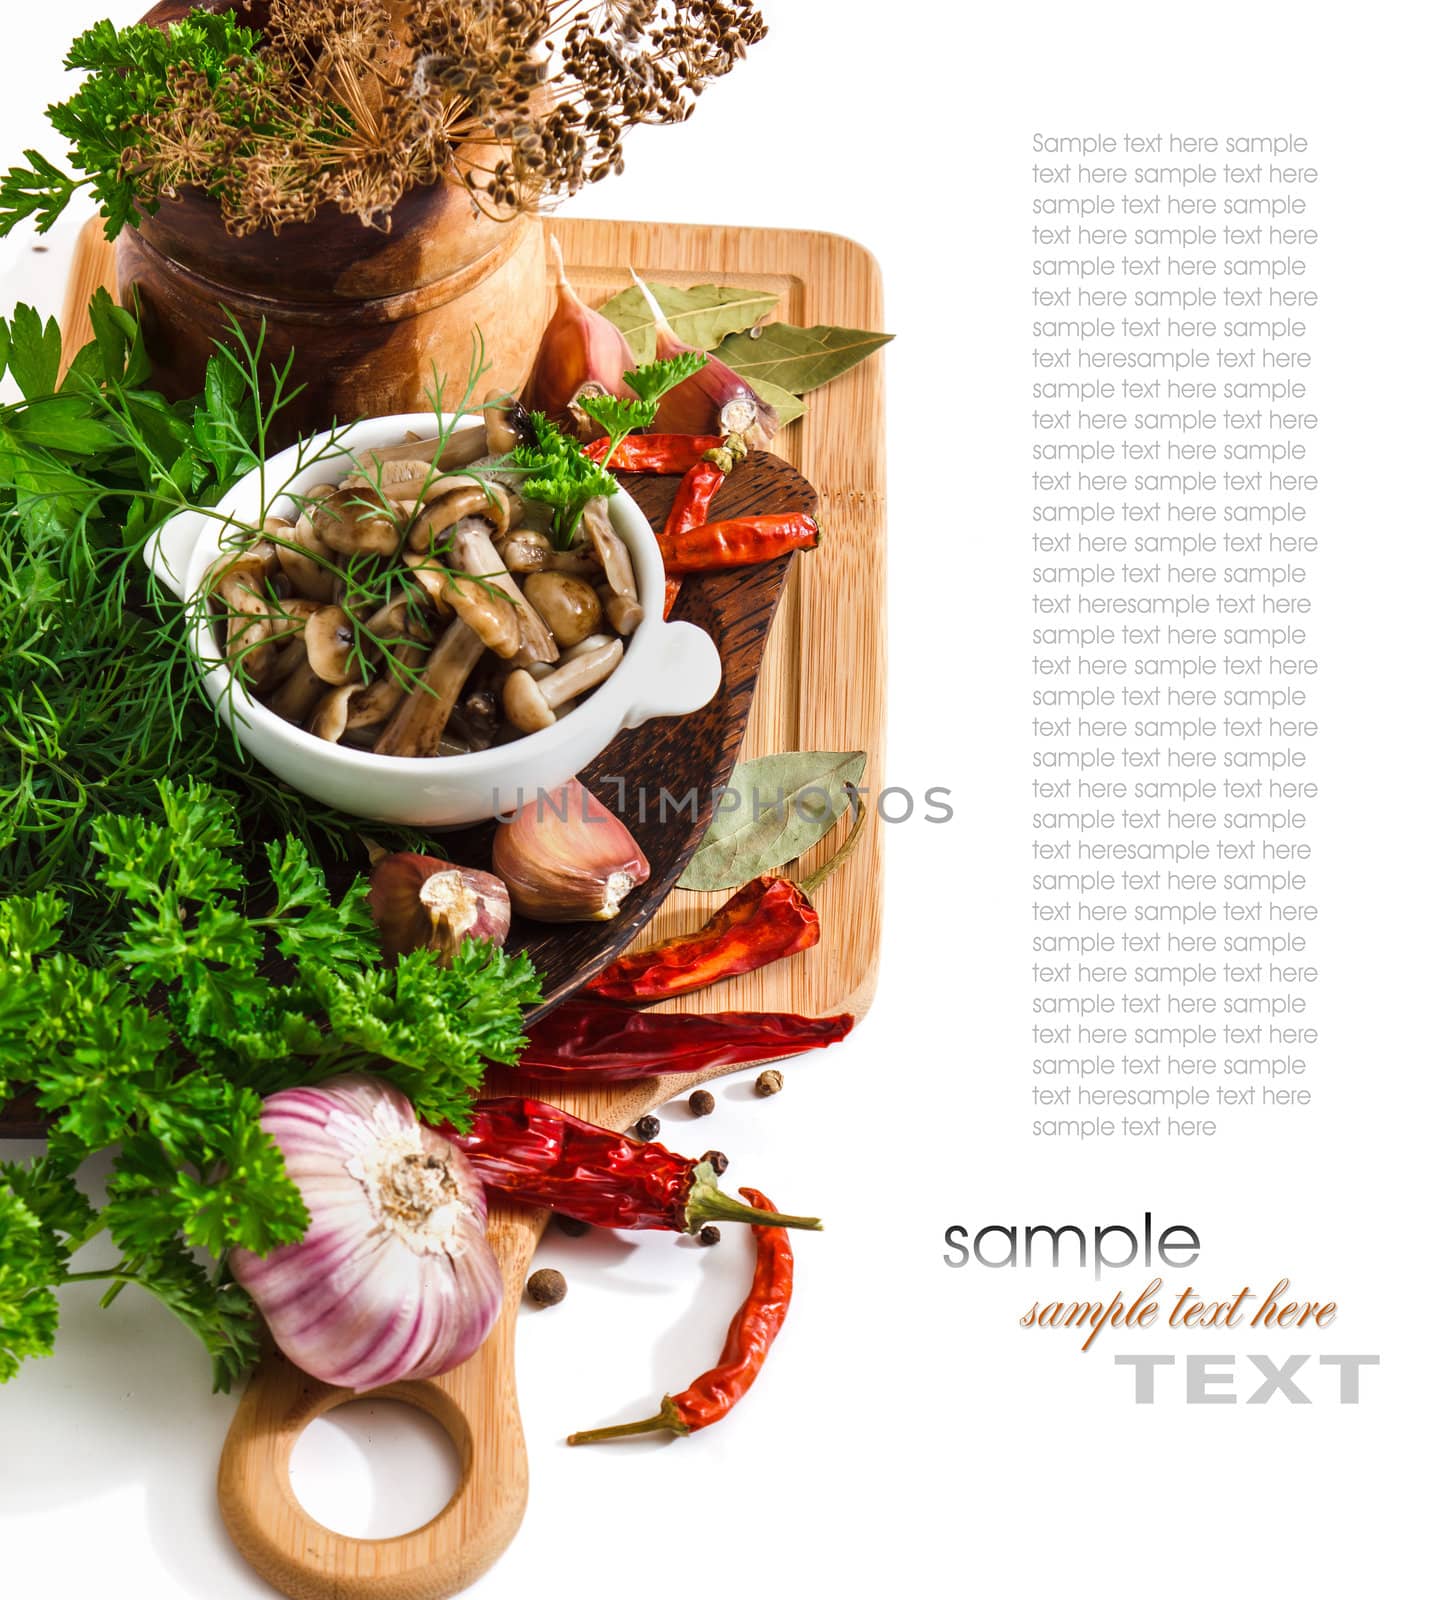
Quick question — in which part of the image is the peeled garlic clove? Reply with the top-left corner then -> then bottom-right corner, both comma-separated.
629,273 -> 778,448
526,236 -> 638,439
230,1075 -> 503,1392
369,852 -> 512,962
492,778 -> 649,923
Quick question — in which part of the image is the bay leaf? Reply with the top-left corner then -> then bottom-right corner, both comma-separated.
748,376 -> 808,429
714,322 -> 893,396
679,750 -> 868,892
600,283 -> 780,364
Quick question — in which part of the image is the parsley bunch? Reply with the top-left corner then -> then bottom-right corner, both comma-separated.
0,778 -> 539,1390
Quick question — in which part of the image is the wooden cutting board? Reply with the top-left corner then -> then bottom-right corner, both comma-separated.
56,214 -> 887,1599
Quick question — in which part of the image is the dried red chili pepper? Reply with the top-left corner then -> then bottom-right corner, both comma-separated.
448,1099 -> 821,1233
518,1002 -> 854,1082
658,454 -> 729,620
567,1186 -> 794,1444
659,510 -> 821,574
588,795 -> 866,1003
583,433 -> 734,472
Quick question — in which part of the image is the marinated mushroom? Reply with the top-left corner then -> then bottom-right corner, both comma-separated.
502,636 -> 623,733
374,617 -> 487,758
596,580 -> 643,638
483,390 -> 519,454
496,527 -> 551,573
267,658 -> 329,723
305,606 -> 363,685
405,485 -> 501,555
276,486 -> 342,600
309,682 -> 362,742
580,499 -> 642,624
209,542 -> 281,686
314,487 -> 404,558
449,519 -> 557,663
354,424 -> 488,475
523,570 -> 602,649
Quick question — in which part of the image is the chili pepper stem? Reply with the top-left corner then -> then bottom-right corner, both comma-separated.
567,1396 -> 691,1446
798,789 -> 868,899
685,1163 -> 822,1232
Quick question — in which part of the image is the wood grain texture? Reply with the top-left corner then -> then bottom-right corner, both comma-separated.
50,214 -> 887,1597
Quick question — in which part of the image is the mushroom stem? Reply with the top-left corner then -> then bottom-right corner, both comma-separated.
355,425 -> 489,475
374,619 -> 487,758
449,520 -> 558,663
580,499 -> 641,615
502,636 -> 623,733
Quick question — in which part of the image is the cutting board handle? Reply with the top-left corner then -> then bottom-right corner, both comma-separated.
218,1205 -> 541,1600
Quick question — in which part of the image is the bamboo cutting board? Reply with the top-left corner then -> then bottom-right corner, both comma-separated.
57,214 -> 886,1599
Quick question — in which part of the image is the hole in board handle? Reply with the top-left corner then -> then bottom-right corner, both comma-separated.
289,1398 -> 461,1538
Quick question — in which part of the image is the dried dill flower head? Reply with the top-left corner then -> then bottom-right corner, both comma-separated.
123,0 -> 767,236
410,0 -> 768,218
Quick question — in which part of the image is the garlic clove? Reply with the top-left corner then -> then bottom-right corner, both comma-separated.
369,851 -> 512,962
526,236 -> 638,440
629,273 -> 779,448
492,778 -> 649,923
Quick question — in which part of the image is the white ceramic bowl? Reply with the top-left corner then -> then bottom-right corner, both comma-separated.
144,413 -> 722,826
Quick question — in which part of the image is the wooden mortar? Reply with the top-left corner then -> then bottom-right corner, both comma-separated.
119,1 -> 549,437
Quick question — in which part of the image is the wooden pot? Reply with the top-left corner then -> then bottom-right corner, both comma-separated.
115,193 -> 548,442
119,0 -> 549,438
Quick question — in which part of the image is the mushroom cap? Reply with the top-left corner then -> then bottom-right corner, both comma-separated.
450,518 -> 558,664
524,570 -> 602,649
407,486 -> 500,555
304,606 -> 362,685
503,669 -> 557,733
313,487 -> 402,557
209,539 -> 277,600
496,528 -> 552,573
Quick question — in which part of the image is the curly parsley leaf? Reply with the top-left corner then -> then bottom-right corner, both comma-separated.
0,1187 -> 63,1381
623,349 -> 708,406
509,411 -> 616,546
578,350 -> 710,478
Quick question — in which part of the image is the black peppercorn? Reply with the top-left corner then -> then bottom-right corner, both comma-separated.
701,1149 -> 729,1175
755,1068 -> 784,1098
553,1214 -> 589,1237
688,1089 -> 715,1117
634,1114 -> 661,1141
697,1225 -> 721,1247
526,1268 -> 567,1307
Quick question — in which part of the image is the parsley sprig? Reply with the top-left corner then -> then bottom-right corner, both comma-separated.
0,778 -> 539,1390
0,13 -> 264,241
506,350 -> 707,546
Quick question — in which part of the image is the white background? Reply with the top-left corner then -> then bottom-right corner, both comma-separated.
2,2 -> 1434,1596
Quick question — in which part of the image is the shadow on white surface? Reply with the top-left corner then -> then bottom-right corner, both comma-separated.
0,1268 -> 266,1595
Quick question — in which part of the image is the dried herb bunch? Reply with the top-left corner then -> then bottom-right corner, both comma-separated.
0,1 -> 766,241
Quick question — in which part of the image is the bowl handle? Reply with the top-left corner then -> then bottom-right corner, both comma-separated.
621,620 -> 723,729
143,506 -> 210,600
